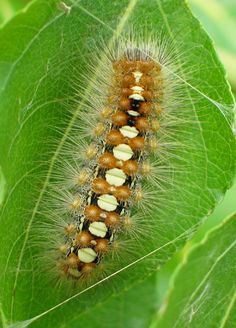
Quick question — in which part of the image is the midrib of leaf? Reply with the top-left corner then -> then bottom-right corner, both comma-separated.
219,289 -> 236,328
8,0 -> 138,321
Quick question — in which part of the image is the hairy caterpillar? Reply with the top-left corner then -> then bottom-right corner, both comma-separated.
38,31 -> 192,284
65,55 -> 160,278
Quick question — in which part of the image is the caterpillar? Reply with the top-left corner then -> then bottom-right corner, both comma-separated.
40,32 -> 184,284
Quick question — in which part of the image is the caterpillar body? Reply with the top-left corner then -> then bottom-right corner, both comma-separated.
43,34 -> 181,283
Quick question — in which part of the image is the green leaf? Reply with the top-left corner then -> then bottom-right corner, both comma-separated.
154,211 -> 236,328
0,0 -> 235,327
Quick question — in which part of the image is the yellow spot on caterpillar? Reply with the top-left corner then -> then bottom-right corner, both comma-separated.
85,144 -> 97,160
122,216 -> 133,230
100,107 -> 113,119
97,194 -> 118,211
68,268 -> 81,278
89,222 -> 108,238
78,248 -> 97,263
107,95 -> 116,104
94,123 -> 106,137
131,85 -> 144,92
69,196 -> 82,211
155,105 -> 163,115
113,143 -> 133,161
127,110 -> 140,117
140,162 -> 152,176
76,169 -> 90,186
149,138 -> 158,152
59,244 -> 69,254
151,120 -> 160,132
105,168 -> 126,186
64,223 -> 76,236
132,71 -> 142,83
119,125 -> 139,138
129,94 -> 144,101
134,187 -> 143,202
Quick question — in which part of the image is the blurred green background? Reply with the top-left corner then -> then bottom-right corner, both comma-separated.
0,0 -> 235,315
